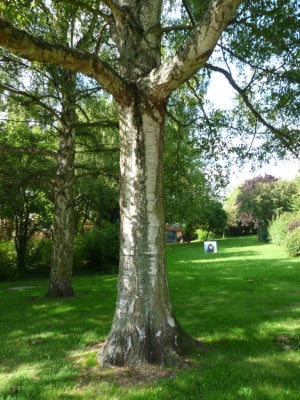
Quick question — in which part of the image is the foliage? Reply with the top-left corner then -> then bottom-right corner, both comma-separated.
0,163 -> 53,273
236,175 -> 277,227
197,199 -> 227,239
164,92 -> 228,236
164,95 -> 209,229
269,209 -> 300,257
25,238 -> 52,275
221,0 -> 300,159
291,176 -> 300,210
197,228 -> 216,241
268,211 -> 299,246
0,102 -> 55,274
287,219 -> 300,232
235,175 -> 297,241
224,188 -> 254,236
74,176 -> 119,234
285,227 -> 300,257
74,223 -> 119,274
0,240 -> 17,280
1,236 -> 300,399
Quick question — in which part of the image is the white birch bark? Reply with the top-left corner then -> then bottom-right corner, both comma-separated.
99,96 -> 181,365
0,0 -> 243,363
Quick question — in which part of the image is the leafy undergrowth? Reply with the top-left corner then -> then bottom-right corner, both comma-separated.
0,235 -> 299,399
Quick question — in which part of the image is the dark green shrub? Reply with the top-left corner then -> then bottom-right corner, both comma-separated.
26,238 -> 52,275
0,241 -> 17,281
285,227 -> 300,257
74,223 -> 119,274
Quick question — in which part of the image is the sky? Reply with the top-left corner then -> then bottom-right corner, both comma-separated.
206,72 -> 299,190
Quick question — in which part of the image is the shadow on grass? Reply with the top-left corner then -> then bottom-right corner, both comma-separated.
1,236 -> 299,399
0,275 -> 117,372
164,237 -> 300,399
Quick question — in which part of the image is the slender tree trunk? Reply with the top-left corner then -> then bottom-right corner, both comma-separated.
14,206 -> 30,276
14,221 -> 27,275
99,95 -> 182,366
46,72 -> 76,297
46,130 -> 75,297
257,223 -> 268,242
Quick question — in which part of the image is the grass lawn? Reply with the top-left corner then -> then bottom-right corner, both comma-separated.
0,235 -> 299,399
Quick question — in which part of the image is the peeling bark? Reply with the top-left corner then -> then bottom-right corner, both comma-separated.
46,72 -> 76,298
99,95 -> 182,365
0,18 -> 129,99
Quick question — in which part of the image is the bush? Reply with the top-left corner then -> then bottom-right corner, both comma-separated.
197,229 -> 217,241
74,222 -> 119,274
268,211 -> 300,246
285,227 -> 300,257
287,220 -> 300,232
26,238 -> 52,275
0,241 -> 17,281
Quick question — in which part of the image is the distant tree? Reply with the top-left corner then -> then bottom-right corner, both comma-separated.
0,149 -> 53,275
1,58 -> 118,296
224,186 -> 247,236
198,199 -> 227,239
164,92 -> 227,237
236,175 -> 297,241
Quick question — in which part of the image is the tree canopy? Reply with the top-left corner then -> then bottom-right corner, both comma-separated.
226,175 -> 298,241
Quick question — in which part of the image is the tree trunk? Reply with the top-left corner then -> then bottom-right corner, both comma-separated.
257,224 -> 268,242
98,95 -> 182,366
14,220 -> 28,275
46,72 -> 76,297
14,205 -> 30,276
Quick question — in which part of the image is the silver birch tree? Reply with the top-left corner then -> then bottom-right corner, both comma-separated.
0,0 -> 242,365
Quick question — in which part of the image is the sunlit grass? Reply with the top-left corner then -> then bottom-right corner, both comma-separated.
0,235 -> 299,399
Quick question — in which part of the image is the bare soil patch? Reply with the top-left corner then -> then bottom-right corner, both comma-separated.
73,340 -> 208,388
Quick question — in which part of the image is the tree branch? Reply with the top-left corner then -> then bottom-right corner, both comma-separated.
101,0 -> 143,37
62,0 -> 113,22
0,82 -> 61,121
75,120 -> 119,129
186,80 -> 214,132
0,143 -> 57,159
76,146 -> 119,153
0,18 -> 131,102
205,63 -> 300,158
0,118 -> 52,126
147,0 -> 242,100
182,0 -> 196,26
161,24 -> 193,33
166,110 -> 198,127
218,43 -> 300,85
